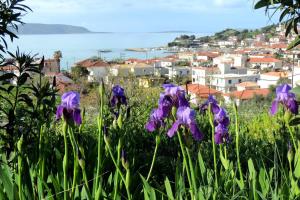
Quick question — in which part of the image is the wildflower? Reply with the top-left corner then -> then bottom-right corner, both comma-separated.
145,109 -> 165,132
214,107 -> 230,126
200,96 -> 231,144
214,123 -> 230,144
162,84 -> 189,107
200,95 -> 219,114
56,91 -> 82,125
158,94 -> 173,118
270,84 -> 298,115
110,85 -> 127,107
167,106 -> 203,141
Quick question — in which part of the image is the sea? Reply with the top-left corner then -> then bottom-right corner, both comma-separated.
6,32 -> 207,70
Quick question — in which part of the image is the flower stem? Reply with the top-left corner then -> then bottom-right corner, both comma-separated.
95,83 -> 104,194
233,103 -> 244,189
68,127 -> 79,198
208,105 -> 218,188
62,122 -> 69,200
286,122 -> 297,150
177,132 -> 194,198
146,135 -> 160,181
104,137 -> 131,200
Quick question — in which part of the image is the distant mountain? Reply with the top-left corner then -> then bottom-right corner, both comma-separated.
14,23 -> 92,35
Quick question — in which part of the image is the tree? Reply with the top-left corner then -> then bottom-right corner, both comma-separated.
0,0 -> 30,59
254,0 -> 300,49
71,65 -> 89,82
53,50 -> 62,60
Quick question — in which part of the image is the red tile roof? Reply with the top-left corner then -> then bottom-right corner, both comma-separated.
0,65 -> 17,71
196,52 -> 219,58
76,59 -> 110,68
271,43 -> 287,49
248,57 -> 281,63
235,81 -> 258,87
186,84 -> 221,98
223,88 -> 270,100
261,71 -> 289,77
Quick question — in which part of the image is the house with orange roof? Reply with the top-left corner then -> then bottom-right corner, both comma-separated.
236,81 -> 260,91
248,57 -> 282,70
186,83 -> 221,104
258,71 -> 290,89
75,58 -> 110,82
223,88 -> 270,105
195,52 -> 219,61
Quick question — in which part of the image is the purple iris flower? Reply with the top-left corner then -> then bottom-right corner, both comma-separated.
214,107 -> 230,126
145,109 -> 165,132
214,123 -> 230,144
111,85 -> 127,107
200,95 -> 219,114
162,84 -> 189,107
56,91 -> 82,125
158,94 -> 174,118
270,84 -> 298,115
167,106 -> 203,141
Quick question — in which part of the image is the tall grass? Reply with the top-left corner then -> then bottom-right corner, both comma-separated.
0,83 -> 299,199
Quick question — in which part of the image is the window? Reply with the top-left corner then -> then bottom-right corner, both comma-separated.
238,79 -> 242,83
228,80 -> 232,84
193,71 -> 195,75
180,71 -> 182,75
193,78 -> 195,82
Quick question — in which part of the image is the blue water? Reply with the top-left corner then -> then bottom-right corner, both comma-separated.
6,32 -> 205,70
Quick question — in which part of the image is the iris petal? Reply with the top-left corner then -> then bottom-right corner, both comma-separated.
167,120 -> 181,138
189,122 -> 203,141
56,105 -> 64,120
270,100 -> 279,115
73,108 -> 82,125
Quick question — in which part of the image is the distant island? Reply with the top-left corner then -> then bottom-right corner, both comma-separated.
13,23 -> 92,35
168,24 -> 277,48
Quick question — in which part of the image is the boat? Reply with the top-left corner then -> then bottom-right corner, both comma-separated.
125,48 -> 148,52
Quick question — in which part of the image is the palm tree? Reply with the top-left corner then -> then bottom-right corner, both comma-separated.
53,50 -> 62,61
53,50 -> 62,72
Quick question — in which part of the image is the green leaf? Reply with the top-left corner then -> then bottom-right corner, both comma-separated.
287,36 -> 300,50
248,159 -> 256,180
0,164 -> 15,200
254,0 -> 271,9
289,117 -> 300,126
164,177 -> 174,200
0,73 -> 16,82
279,8 -> 290,22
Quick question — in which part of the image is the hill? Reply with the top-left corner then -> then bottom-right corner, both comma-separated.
168,24 -> 277,47
14,23 -> 92,35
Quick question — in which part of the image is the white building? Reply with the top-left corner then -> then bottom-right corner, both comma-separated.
292,66 -> 300,87
75,59 -> 110,82
192,67 -> 219,85
258,71 -> 290,89
109,63 -> 154,77
177,52 -> 195,62
210,73 -> 259,93
248,57 -> 282,70
213,54 -> 248,68
167,66 -> 191,79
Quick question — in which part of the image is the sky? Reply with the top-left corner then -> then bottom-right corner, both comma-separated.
23,0 -> 279,33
